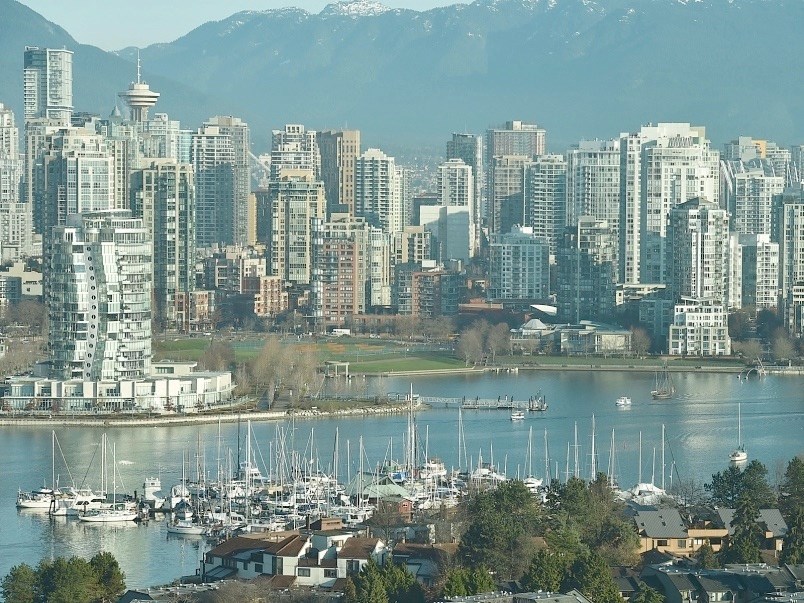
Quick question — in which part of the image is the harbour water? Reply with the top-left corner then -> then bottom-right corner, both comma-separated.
1,369 -> 802,588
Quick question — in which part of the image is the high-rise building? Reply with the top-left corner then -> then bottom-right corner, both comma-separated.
565,139 -> 621,243
130,160 -> 195,331
447,133 -> 483,240
791,145 -> 804,184
317,130 -> 360,216
191,122 -> 235,248
311,213 -> 369,324
139,113 -> 188,162
774,186 -> 804,309
272,124 -> 320,180
269,169 -> 326,286
436,158 -> 475,257
23,46 -> 73,126
724,136 -> 796,189
355,148 -> 405,234
556,217 -> 617,322
488,155 -> 527,235
206,116 -> 250,246
524,154 -> 567,257
419,205 -> 471,263
487,226 -> 550,302
0,103 -> 31,260
734,233 -> 779,310
394,261 -> 461,317
48,211 -> 152,381
720,159 -> 784,235
619,123 -> 719,284
368,228 -> 392,309
666,198 -> 730,303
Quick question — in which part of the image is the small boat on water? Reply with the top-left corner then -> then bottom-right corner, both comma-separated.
729,403 -> 748,463
510,411 -> 525,421
77,502 -> 137,523
615,396 -> 632,407
651,364 -> 675,399
166,516 -> 208,536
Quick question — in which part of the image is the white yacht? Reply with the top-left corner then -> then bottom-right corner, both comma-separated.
77,502 -> 137,523
615,396 -> 632,407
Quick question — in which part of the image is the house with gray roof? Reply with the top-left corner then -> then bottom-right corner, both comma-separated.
717,508 -> 788,552
634,508 -> 727,556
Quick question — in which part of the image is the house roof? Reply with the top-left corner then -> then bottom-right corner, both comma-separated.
207,534 -> 276,557
634,508 -> 687,538
717,509 -> 788,537
664,572 -> 698,593
693,573 -> 742,594
339,537 -> 381,560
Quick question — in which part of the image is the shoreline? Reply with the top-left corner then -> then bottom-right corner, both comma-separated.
371,363 -> 804,376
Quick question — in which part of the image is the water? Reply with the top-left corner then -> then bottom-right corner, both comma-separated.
0,370 -> 801,588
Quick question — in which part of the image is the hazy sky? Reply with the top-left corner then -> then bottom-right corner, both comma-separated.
19,0 -> 461,50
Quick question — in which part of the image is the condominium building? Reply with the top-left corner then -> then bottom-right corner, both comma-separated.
735,234 -> 779,310
311,214 -> 369,324
317,129 -> 360,215
269,169 -> 326,286
556,217 -> 617,322
565,139 -> 621,255
487,226 -> 550,302
368,228 -> 392,309
488,155 -> 527,235
524,154 -> 567,256
393,226 -> 431,266
191,122 -> 235,248
355,148 -> 405,234
23,46 -> 73,126
0,103 -> 32,260
205,116 -> 250,247
436,158 -> 474,257
394,262 -> 461,317
419,205 -> 471,263
774,186 -> 804,309
666,198 -> 730,303
272,124 -> 320,180
447,132 -> 483,233
668,298 -> 731,356
48,211 -> 152,381
130,160 -> 196,331
619,123 -> 719,284
720,159 -> 784,235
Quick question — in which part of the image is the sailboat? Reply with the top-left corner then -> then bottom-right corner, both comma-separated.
78,440 -> 137,523
651,363 -> 675,399
729,403 -> 748,463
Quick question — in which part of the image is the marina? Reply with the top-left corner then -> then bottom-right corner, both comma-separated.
0,369 -> 802,589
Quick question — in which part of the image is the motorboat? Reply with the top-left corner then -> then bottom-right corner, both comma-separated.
77,502 -> 137,523
166,517 -> 208,536
510,411 -> 525,421
615,396 -> 632,407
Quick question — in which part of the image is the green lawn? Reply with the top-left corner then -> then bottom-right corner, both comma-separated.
348,353 -> 466,374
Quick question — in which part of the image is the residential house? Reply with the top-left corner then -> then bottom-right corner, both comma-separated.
392,543 -> 453,587
717,508 -> 788,553
634,508 -> 727,555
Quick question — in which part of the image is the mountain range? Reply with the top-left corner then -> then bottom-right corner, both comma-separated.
1,0 -> 803,152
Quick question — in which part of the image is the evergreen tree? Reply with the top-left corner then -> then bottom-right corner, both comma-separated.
694,543 -> 720,569
90,552 -> 126,602
562,552 -> 621,603
521,550 -> 568,593
707,461 -> 776,508
352,561 -> 389,603
779,456 -> 804,521
721,494 -> 762,564
382,561 -> 424,603
465,567 -> 495,595
630,581 -> 666,603
780,506 -> 804,564
441,568 -> 469,598
1,564 -> 37,603
38,557 -> 102,603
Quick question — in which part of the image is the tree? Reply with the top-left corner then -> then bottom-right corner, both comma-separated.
198,341 -> 235,372
1,563 -> 37,603
779,456 -> 804,520
630,581 -> 666,603
756,309 -> 783,343
780,507 -> 804,564
90,552 -> 126,602
456,328 -> 484,366
521,550 -> 568,593
772,330 -> 795,362
37,556 -> 101,603
693,543 -> 720,569
728,309 -> 753,341
382,561 -> 424,603
485,322 -> 511,362
631,327 -> 651,357
721,494 -> 762,564
733,340 -> 763,363
706,460 -> 776,509
464,567 -> 495,595
349,560 -> 388,603
441,568 -> 470,598
563,551 -> 621,603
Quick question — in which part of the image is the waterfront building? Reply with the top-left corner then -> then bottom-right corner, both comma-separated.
48,211 -> 152,381
720,158 -> 784,235
317,129 -> 360,216
23,46 -> 73,126
253,275 -> 288,318
732,233 -> 779,310
311,214 -> 369,325
130,160 -> 196,331
355,148 -> 405,234
619,123 -> 719,285
394,261 -> 461,317
524,154 -> 567,257
192,117 -> 250,247
489,155 -> 528,235
272,124 -> 320,180
487,226 -> 550,302
269,169 -> 326,286
447,132 -> 483,240
556,217 -> 617,322
668,298 -> 731,356
666,198 -> 730,304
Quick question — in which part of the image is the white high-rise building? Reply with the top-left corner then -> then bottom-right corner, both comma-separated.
356,148 -> 405,235
524,154 -> 567,257
23,46 -> 73,126
0,103 -> 32,261
272,124 -> 320,180
619,123 -> 719,285
48,211 -> 152,381
436,158 -> 475,257
668,298 -> 731,356
775,186 -> 804,305
566,139 -> 621,237
721,159 -> 784,235
666,198 -> 730,303
447,132 -> 483,236
487,225 -> 550,301
733,233 -> 779,310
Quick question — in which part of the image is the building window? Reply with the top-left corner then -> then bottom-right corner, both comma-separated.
255,564 -> 263,573
297,568 -> 311,577
656,539 -> 668,547
324,569 -> 337,578
677,539 -> 687,548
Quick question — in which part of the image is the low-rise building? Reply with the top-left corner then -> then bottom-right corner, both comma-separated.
668,298 -> 731,356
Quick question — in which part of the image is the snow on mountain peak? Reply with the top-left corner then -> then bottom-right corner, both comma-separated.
320,0 -> 392,17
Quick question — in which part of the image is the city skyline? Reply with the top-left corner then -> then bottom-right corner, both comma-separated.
18,0 -> 464,50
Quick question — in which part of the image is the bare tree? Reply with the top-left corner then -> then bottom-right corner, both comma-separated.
630,327 -> 651,357
733,339 -> 762,363
485,322 -> 511,363
772,329 -> 795,363
198,341 -> 235,372
457,327 -> 484,366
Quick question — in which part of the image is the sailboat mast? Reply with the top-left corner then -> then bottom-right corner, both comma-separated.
590,414 -> 597,479
543,428 -> 551,483
661,424 -> 666,491
638,431 -> 642,484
